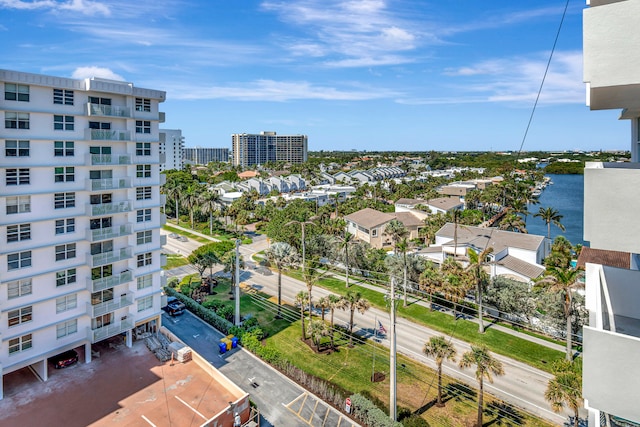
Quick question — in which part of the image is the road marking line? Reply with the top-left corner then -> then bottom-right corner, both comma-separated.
141,415 -> 157,426
175,395 -> 207,420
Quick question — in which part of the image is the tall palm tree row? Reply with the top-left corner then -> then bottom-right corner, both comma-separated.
465,247 -> 494,333
534,206 -> 566,239
265,242 -> 299,319
199,190 -> 222,236
343,290 -> 371,347
423,336 -> 457,407
545,360 -> 583,427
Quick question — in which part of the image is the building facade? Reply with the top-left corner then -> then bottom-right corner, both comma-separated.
0,69 -> 166,399
231,131 -> 307,167
159,128 -> 184,171
183,147 -> 229,165
582,1 -> 640,426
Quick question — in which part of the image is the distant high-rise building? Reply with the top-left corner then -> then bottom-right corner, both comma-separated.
159,129 -> 184,171
231,131 -> 307,167
183,147 -> 229,165
0,69 -> 167,399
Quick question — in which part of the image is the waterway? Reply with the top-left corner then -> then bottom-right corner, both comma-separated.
525,173 -> 586,247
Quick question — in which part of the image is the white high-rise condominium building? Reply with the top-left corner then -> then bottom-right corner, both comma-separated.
0,69 -> 167,399
582,1 -> 640,426
183,147 -> 229,165
159,129 -> 184,171
231,131 -> 307,167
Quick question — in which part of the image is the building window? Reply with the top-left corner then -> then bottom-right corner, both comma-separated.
54,141 -> 74,156
8,334 -> 32,355
56,268 -> 77,287
137,252 -> 152,267
54,115 -> 74,131
137,230 -> 152,245
137,274 -> 152,290
138,295 -> 153,312
55,243 -> 76,261
54,166 -> 75,182
136,142 -> 151,156
88,96 -> 111,106
8,306 -> 32,327
136,164 -> 151,178
5,140 -> 29,157
7,279 -> 32,299
56,294 -> 77,313
135,120 -> 151,134
90,217 -> 111,230
91,264 -> 112,280
7,223 -> 31,242
135,98 -> 151,112
88,121 -> 111,130
90,193 -> 112,205
90,240 -> 113,255
56,319 -> 78,339
55,218 -> 75,235
137,208 -> 151,222
5,112 -> 29,129
5,83 -> 29,102
53,88 -> 74,105
6,196 -> 30,214
8,251 -> 31,270
136,186 -> 152,200
6,168 -> 30,185
54,192 -> 75,209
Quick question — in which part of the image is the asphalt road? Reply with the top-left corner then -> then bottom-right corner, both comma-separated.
161,225 -> 578,426
162,310 -> 360,427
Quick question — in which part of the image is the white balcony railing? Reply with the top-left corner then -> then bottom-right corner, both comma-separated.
85,128 -> 131,141
89,294 -> 134,317
91,318 -> 133,342
87,201 -> 132,216
88,247 -> 132,267
86,177 -> 131,191
87,153 -> 132,166
87,270 -> 133,293
86,224 -> 132,242
87,102 -> 131,118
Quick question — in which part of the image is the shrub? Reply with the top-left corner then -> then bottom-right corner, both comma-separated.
167,277 -> 179,288
164,287 -> 233,335
401,415 -> 430,427
350,393 -> 403,427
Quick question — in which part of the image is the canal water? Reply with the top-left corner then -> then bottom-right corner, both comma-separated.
525,173 -> 586,247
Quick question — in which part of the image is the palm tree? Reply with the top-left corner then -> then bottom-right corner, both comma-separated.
307,319 -> 329,351
163,179 -> 183,225
265,242 -> 298,318
316,296 -> 330,322
295,291 -> 309,340
181,184 -> 201,230
534,207 -> 566,239
342,290 -> 371,347
536,265 -> 584,360
423,336 -> 457,407
397,238 -> 410,307
499,211 -> 528,233
459,345 -> 505,427
328,294 -> 345,349
301,258 -> 325,323
385,219 -> 408,253
222,250 -> 245,297
466,247 -> 494,333
200,190 -> 221,236
419,262 -> 442,311
545,360 -> 582,427
334,231 -> 356,287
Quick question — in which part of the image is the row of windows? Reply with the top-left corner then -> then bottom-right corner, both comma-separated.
4,140 -> 151,157
5,112 -> 155,133
7,194 -> 153,221
5,84 -> 152,113
7,246 -> 155,270
5,168 -> 154,186
6,220 -> 153,243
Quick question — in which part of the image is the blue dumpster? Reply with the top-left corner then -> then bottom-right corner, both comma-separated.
231,336 -> 239,349
218,342 -> 227,354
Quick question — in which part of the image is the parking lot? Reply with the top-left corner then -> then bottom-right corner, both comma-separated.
0,337 -> 237,427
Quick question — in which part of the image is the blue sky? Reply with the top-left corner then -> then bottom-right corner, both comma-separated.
0,0 -> 629,152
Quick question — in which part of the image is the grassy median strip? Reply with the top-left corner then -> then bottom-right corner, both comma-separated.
286,269 -> 563,373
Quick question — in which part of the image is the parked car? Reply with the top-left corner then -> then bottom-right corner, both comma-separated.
50,350 -> 79,369
163,296 -> 185,316
177,235 -> 188,242
168,233 -> 179,239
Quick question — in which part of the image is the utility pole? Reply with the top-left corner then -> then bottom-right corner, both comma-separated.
389,277 -> 397,421
235,238 -> 240,325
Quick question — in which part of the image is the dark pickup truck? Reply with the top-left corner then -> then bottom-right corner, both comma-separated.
163,296 -> 186,316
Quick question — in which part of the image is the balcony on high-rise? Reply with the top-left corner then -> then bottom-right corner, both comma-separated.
87,269 -> 133,293
88,294 -> 134,317
86,102 -> 131,118
86,224 -> 132,242
86,177 -> 131,191
90,318 -> 133,342
584,0 -> 640,111
87,153 -> 131,166
86,201 -> 132,216
88,247 -> 132,268
85,128 -> 131,141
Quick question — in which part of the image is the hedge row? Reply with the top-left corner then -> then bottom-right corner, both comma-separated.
164,286 -> 234,334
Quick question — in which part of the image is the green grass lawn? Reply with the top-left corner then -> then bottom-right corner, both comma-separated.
163,254 -> 189,270
286,268 -> 564,373
265,323 -> 554,427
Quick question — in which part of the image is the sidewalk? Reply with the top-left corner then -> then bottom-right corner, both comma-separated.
164,222 -> 566,353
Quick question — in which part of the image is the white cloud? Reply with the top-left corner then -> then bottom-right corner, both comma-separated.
71,66 -> 125,81
166,79 -> 400,102
0,0 -> 110,16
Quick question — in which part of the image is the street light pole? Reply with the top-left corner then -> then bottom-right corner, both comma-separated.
389,277 -> 397,422
235,238 -> 241,325
286,219 -> 315,272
